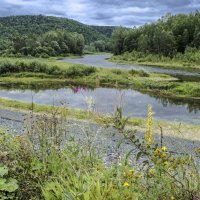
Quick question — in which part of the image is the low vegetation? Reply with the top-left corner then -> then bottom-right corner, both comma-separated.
0,105 -> 199,199
110,50 -> 200,72
0,58 -> 200,99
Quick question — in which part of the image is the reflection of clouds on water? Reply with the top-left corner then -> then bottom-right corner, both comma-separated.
0,87 -> 200,124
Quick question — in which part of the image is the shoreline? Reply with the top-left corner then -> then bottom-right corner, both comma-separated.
1,98 -> 200,142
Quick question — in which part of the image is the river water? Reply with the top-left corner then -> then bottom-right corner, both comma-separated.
0,87 -> 199,124
60,54 -> 200,81
0,54 -> 200,124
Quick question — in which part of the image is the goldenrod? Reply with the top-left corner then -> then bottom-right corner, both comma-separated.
145,105 -> 153,146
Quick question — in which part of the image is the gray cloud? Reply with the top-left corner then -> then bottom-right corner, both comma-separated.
0,0 -> 200,26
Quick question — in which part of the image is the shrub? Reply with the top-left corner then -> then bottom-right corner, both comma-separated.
64,65 -> 97,78
129,69 -> 149,77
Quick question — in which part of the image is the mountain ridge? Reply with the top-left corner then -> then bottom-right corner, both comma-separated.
0,15 -> 116,43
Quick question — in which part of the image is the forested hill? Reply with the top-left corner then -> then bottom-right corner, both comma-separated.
91,26 -> 116,38
0,15 -> 114,43
112,12 -> 200,56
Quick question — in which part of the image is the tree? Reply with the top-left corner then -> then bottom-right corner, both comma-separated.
111,27 -> 128,55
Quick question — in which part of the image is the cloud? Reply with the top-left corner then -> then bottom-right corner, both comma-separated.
0,0 -> 200,26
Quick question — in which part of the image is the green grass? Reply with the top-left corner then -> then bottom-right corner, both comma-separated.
110,51 -> 200,73
0,57 -> 200,99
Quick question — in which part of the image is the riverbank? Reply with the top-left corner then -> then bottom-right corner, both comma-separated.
1,97 -> 200,142
0,57 -> 200,100
109,52 -> 200,73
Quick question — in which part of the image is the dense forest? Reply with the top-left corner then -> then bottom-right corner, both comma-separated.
0,15 -> 114,43
112,12 -> 200,57
0,15 -> 115,57
0,30 -> 84,57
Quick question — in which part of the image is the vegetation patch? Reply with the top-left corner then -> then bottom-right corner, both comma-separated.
0,105 -> 199,199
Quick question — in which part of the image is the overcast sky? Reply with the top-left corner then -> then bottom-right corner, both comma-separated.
0,0 -> 200,27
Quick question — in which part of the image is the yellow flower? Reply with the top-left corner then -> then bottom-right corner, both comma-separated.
162,146 -> 167,151
154,148 -> 160,155
145,105 -> 153,146
161,153 -> 167,159
164,161 -> 169,168
170,196 -> 175,200
149,169 -> 155,176
123,182 -> 130,187
126,169 -> 134,176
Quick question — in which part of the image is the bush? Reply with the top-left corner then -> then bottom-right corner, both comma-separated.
129,69 -> 149,77
64,65 -> 97,78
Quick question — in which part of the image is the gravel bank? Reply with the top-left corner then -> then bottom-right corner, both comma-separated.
0,108 -> 199,165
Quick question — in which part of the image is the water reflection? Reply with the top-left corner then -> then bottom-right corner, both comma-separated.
0,85 -> 199,124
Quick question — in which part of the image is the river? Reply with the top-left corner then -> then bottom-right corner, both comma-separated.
0,87 -> 199,124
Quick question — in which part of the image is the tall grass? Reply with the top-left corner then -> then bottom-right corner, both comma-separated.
110,50 -> 200,71
0,106 -> 199,199
0,60 -> 97,77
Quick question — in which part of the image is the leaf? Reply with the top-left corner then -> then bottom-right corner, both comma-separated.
0,166 -> 8,177
0,178 -> 18,192
125,148 -> 136,164
136,152 -> 142,161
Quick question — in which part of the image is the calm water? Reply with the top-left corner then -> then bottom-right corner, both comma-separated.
0,87 -> 200,124
60,54 -> 200,80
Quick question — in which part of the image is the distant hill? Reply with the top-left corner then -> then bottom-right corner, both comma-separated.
91,26 -> 116,38
0,15 -> 115,43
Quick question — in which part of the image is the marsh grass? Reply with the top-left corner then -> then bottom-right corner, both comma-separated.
0,57 -> 200,99
110,51 -> 200,72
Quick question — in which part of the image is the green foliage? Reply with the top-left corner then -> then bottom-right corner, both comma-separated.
0,105 -> 199,199
128,69 -> 149,77
0,15 -> 110,44
0,166 -> 18,199
0,29 -> 85,57
0,15 -> 116,57
64,65 -> 97,78
0,60 -> 97,79
111,12 -> 200,58
91,25 -> 116,38
85,40 -> 112,53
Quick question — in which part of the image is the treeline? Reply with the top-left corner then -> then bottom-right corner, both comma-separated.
0,30 -> 84,57
84,40 -> 112,53
112,12 -> 200,57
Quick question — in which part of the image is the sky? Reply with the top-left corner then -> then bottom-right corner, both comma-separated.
0,0 -> 200,27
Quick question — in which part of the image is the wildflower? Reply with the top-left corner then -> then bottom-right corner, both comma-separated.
123,182 -> 130,187
154,148 -> 160,156
162,146 -> 167,151
170,196 -> 175,200
164,161 -> 169,168
149,169 -> 155,176
127,169 -> 134,175
145,105 -> 153,146
161,153 -> 167,159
